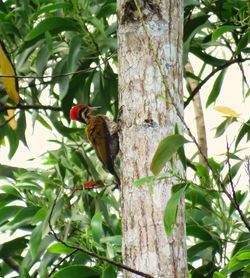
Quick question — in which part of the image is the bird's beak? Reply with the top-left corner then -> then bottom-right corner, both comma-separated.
90,106 -> 101,112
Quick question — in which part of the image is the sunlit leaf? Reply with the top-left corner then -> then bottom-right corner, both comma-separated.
214,106 -> 239,118
3,107 -> 17,130
0,41 -> 19,103
48,242 -> 75,254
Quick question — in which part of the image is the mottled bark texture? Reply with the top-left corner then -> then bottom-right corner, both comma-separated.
117,0 -> 187,277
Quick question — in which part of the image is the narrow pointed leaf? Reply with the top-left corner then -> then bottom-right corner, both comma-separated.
235,119 -> 250,150
164,184 -> 186,237
25,17 -> 79,41
150,135 -> 187,175
214,106 -> 239,118
212,25 -> 237,42
206,69 -> 227,108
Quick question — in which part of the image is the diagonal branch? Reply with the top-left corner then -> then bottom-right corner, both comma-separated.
184,57 -> 249,108
48,190 -> 155,278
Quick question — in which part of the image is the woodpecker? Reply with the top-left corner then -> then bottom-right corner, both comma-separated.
70,104 -> 120,187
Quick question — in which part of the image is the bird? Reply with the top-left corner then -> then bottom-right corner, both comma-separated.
70,104 -> 120,187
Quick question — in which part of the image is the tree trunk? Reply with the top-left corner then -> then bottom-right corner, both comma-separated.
185,60 -> 208,165
117,1 -> 187,277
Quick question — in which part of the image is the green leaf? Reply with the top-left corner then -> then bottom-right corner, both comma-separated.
32,207 -> 49,225
25,17 -> 79,41
6,206 -> 40,230
87,17 -> 106,36
234,31 -> 249,56
17,110 -> 27,147
47,242 -> 75,254
190,46 -> 227,66
184,15 -> 210,42
187,240 -> 220,260
150,135 -> 188,175
133,175 -> 157,186
0,205 -> 24,225
97,2 -> 116,18
91,212 -> 103,243
235,119 -> 250,150
0,193 -> 18,208
30,223 -> 43,259
102,265 -> 116,278
212,25 -> 237,42
6,127 -> 19,159
229,191 -> 247,216
213,271 -> 226,278
51,265 -> 100,278
100,235 -> 122,245
0,236 -> 28,257
32,3 -> 72,20
164,184 -> 186,236
0,184 -> 22,198
184,0 -> 200,7
215,117 -> 236,138
67,35 -> 82,73
206,69 -> 227,108
237,252 -> 250,260
36,45 -> 50,75
223,161 -> 243,185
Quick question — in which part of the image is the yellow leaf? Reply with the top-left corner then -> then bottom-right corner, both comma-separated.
214,106 -> 239,118
4,108 -> 17,130
0,41 -> 19,104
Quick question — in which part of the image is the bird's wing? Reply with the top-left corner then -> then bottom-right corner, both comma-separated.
86,116 -> 112,168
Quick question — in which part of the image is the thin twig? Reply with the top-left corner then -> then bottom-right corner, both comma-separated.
0,51 -> 116,79
48,190 -> 155,278
134,0 -> 250,231
0,102 -> 62,113
184,57 -> 249,108
0,111 -> 19,127
48,250 -> 78,277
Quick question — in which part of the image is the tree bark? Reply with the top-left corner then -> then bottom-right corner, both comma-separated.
117,1 -> 187,277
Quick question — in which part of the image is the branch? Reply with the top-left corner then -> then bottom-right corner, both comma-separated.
184,57 -> 249,108
0,102 -> 62,113
134,0 -> 250,232
0,51 -> 116,80
48,250 -> 78,277
48,191 -> 155,278
2,256 -> 20,273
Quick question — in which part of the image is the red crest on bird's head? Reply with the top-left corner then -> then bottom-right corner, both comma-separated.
70,104 -> 87,121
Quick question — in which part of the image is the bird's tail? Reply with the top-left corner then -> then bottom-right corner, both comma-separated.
110,167 -> 120,188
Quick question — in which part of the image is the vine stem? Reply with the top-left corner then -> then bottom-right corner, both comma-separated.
133,0 -> 250,232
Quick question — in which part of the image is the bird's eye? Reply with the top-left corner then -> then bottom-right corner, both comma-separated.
81,111 -> 86,120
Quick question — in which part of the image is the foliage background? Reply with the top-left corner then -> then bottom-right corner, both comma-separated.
0,0 -> 249,277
